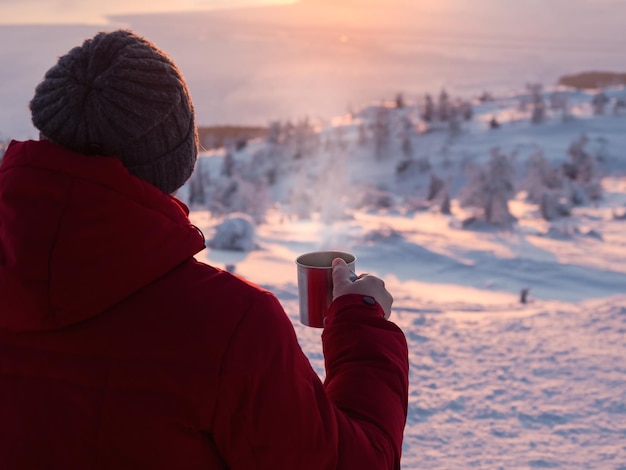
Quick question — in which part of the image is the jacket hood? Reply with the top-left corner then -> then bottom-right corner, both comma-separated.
0,140 -> 205,332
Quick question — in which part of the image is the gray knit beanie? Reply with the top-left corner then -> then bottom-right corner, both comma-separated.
30,29 -> 198,194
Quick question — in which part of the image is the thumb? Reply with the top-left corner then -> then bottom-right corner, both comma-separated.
331,257 -> 351,298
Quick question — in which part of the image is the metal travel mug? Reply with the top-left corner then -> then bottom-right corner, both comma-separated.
296,251 -> 356,328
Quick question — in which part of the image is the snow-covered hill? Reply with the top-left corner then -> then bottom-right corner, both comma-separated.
183,84 -> 626,468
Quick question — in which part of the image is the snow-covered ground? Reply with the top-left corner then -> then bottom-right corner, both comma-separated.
3,4 -> 626,467
184,88 -> 626,468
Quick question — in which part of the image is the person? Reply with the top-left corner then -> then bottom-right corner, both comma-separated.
0,30 -> 409,469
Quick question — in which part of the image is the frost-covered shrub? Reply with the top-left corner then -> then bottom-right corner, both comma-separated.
438,89 -> 450,122
182,158 -> 213,208
239,148 -> 282,187
540,191 -> 571,221
527,83 -> 546,124
221,150 -> 235,177
421,94 -> 435,122
448,108 -> 462,136
521,137 -> 603,221
266,121 -> 282,144
292,117 -> 320,159
372,107 -> 391,160
187,171 -> 208,207
520,151 -> 563,204
564,134 -> 603,204
613,97 -> 626,116
208,213 -> 256,251
566,135 -> 594,183
550,90 -> 572,121
395,92 -> 405,109
458,149 -> 517,226
592,91 -> 610,115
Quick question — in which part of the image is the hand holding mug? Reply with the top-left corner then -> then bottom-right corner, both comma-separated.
331,258 -> 393,319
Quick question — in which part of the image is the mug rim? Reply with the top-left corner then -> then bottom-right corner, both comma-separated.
296,250 -> 356,269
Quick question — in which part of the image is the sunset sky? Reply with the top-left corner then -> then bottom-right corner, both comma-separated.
0,0 -> 623,44
0,0 -> 623,29
0,0 -> 296,24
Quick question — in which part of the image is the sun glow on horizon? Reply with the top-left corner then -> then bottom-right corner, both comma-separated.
0,0 -> 299,25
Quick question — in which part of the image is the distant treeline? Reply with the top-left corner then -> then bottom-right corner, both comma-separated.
197,125 -> 267,151
559,71 -> 626,90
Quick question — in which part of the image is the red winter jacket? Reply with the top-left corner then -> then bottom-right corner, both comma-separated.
0,140 -> 409,469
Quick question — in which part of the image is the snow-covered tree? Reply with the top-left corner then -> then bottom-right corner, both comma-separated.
188,173 -> 207,207
460,100 -> 473,121
550,90 -> 571,121
401,133 -> 413,159
372,106 -> 391,160
448,105 -> 462,136
438,89 -> 450,122
564,134 -> 602,204
520,150 -> 562,204
291,116 -> 318,160
221,150 -> 235,177
527,83 -> 546,124
539,191 -> 571,221
592,91 -> 610,115
459,149 -> 517,226
421,94 -> 435,122
206,173 -> 270,223
520,137 -> 603,221
613,97 -> 626,116
489,116 -> 500,129
566,135 -> 594,183
187,159 -> 211,208
358,123 -> 368,146
395,92 -> 405,109
266,121 -> 282,144
239,147 -> 282,188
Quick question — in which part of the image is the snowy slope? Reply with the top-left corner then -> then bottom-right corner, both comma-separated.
185,86 -> 626,469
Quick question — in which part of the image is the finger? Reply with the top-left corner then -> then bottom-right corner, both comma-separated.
331,258 -> 352,293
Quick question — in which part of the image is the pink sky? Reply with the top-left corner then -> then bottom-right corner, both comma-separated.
1,0 -> 624,42
0,0 -> 296,24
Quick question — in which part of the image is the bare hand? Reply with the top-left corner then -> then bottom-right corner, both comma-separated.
332,258 -> 393,319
